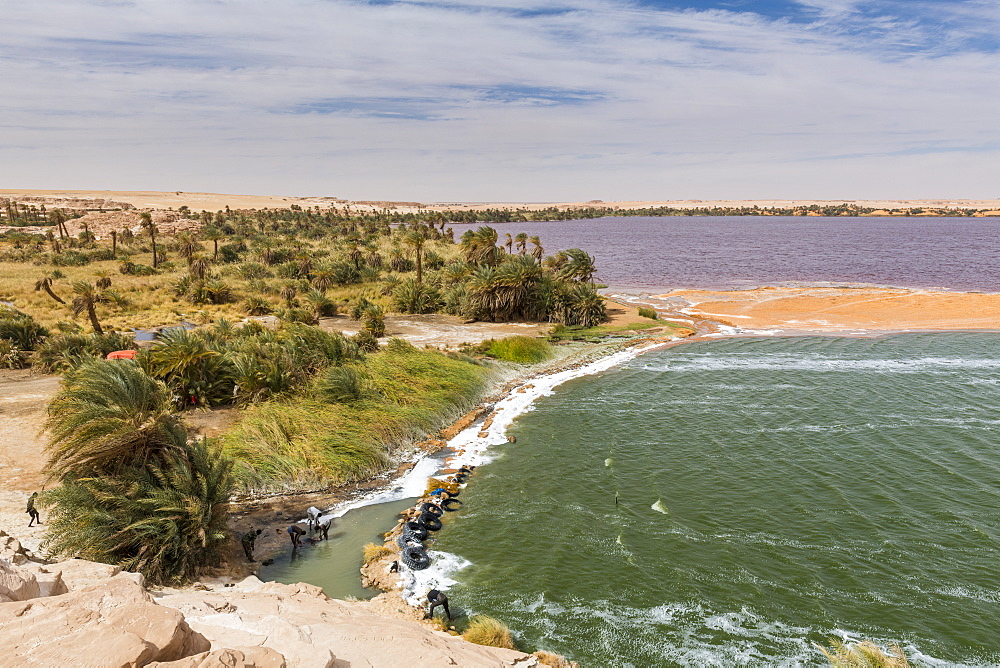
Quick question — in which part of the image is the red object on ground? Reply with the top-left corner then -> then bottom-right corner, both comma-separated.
105,350 -> 137,360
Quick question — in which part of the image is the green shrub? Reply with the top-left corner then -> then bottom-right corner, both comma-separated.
0,308 -> 48,350
41,438 -> 233,584
484,336 -> 552,364
0,340 -> 27,369
33,331 -> 135,373
637,306 -> 659,320
315,365 -> 366,403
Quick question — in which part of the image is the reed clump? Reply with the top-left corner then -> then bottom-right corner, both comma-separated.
637,306 -> 658,320
815,639 -> 910,667
462,615 -> 518,650
362,542 -> 393,565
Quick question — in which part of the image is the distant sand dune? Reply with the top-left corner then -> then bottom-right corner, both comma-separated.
1,189 -> 998,214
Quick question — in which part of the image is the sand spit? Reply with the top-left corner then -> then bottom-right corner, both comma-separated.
647,287 -> 1000,334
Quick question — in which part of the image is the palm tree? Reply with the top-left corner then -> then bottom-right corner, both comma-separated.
557,248 -> 597,283
403,230 -> 426,284
176,232 -> 200,264
461,226 -> 502,267
44,359 -> 186,479
515,233 -> 528,255
504,233 -> 514,254
94,272 -> 112,290
34,274 -> 65,304
279,283 -> 297,306
140,212 -> 159,268
201,227 -> 224,262
530,236 -> 544,264
189,255 -> 211,280
41,437 -> 233,584
45,230 -> 61,254
71,281 -> 104,334
50,208 -> 67,240
110,229 -> 118,258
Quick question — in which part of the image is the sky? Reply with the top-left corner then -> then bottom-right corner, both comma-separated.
1,0 -> 998,201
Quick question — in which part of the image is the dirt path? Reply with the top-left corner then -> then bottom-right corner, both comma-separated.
0,369 -> 60,550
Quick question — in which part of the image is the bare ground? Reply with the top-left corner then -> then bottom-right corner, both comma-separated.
0,369 -> 60,552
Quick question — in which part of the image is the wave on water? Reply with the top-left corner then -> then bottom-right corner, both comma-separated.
652,355 -> 1000,373
395,345 -> 669,603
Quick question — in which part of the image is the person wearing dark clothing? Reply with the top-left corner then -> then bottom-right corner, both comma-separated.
26,492 -> 41,527
242,528 -> 262,561
426,589 -> 452,620
287,524 -> 306,548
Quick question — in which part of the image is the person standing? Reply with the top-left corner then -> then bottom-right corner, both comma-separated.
26,492 -> 41,527
242,528 -> 262,561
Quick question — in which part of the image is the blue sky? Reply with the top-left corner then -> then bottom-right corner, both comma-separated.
1,0 -> 998,201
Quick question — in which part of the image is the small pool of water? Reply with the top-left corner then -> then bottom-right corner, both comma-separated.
262,497 -> 417,599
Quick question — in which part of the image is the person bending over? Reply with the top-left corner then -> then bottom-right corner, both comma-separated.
287,524 -> 306,548
317,514 -> 334,540
242,528 -> 262,561
427,589 -> 452,621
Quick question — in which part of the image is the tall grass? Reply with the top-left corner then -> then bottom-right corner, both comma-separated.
815,640 -> 910,667
483,336 -> 552,364
362,542 -> 393,564
222,340 -> 491,492
637,306 -> 659,320
462,615 -> 518,650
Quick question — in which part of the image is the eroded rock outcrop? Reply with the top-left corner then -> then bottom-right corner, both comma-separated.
156,577 -> 539,668
148,647 -> 286,668
0,575 -> 210,667
0,558 -> 40,602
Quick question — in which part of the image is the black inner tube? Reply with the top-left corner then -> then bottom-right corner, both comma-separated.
417,512 -> 443,531
402,545 -> 431,570
441,497 -> 463,511
420,502 -> 443,517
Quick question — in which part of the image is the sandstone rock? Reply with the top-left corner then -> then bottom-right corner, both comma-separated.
148,647 -> 286,668
43,557 -> 139,591
0,576 -> 210,667
158,580 -> 539,668
0,558 -> 40,601
0,534 -> 28,565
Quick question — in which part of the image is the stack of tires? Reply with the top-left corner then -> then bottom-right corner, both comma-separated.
399,503 -> 445,570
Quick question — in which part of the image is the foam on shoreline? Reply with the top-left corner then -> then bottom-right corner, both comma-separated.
398,343 -> 664,606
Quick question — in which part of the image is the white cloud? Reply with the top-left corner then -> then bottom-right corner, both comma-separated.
0,0 -> 997,200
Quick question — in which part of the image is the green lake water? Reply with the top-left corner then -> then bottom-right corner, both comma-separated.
265,498 -> 416,600
426,333 -> 1000,666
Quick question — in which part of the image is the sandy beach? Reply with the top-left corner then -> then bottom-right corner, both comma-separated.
655,287 -> 1000,334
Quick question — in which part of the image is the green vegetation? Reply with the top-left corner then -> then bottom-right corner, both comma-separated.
44,359 -> 186,478
479,336 -> 553,364
815,640 -> 910,667
461,615 -> 518,650
222,339 -> 491,492
637,306 -> 658,320
0,207 -> 608,334
548,319 -> 692,342
41,359 -> 233,584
